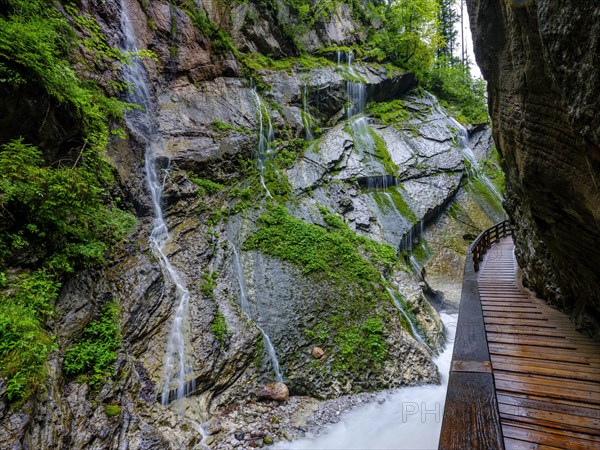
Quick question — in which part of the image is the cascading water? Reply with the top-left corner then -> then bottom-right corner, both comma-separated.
384,283 -> 431,352
450,117 -> 503,201
278,312 -> 456,449
120,3 -> 194,405
301,83 -> 313,140
232,245 -> 283,381
251,89 -> 275,198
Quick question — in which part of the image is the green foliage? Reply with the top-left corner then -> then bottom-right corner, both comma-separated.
104,404 -> 122,417
367,99 -> 410,125
210,309 -> 230,347
243,205 -> 396,284
0,140 -> 136,274
63,302 -> 121,389
211,120 -> 251,135
0,270 -> 58,402
424,60 -> 488,124
179,1 -> 236,56
199,272 -> 218,298
365,0 -> 440,74
187,172 -> 224,197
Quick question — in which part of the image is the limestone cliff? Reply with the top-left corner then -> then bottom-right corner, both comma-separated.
467,0 -> 600,338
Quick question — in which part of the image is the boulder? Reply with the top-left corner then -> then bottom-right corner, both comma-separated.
255,383 -> 289,402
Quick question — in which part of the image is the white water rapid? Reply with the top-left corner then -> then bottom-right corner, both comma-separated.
277,312 -> 457,449
120,3 -> 194,405
232,245 -> 283,381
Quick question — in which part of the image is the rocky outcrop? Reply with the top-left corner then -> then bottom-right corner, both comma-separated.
467,0 -> 600,338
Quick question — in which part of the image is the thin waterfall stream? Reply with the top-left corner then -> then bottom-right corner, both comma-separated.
251,89 -> 275,198
232,245 -> 283,381
120,2 -> 194,405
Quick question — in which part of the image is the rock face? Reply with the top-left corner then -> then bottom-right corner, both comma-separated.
467,0 -> 600,338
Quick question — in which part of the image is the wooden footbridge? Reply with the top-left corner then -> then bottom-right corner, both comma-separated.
439,221 -> 600,449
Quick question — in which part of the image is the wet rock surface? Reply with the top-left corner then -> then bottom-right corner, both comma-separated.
468,0 -> 600,338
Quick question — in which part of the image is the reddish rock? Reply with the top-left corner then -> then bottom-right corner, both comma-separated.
255,382 -> 289,402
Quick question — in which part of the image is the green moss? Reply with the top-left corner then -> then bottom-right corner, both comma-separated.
387,187 -> 418,222
104,404 -> 121,417
480,146 -> 506,195
275,138 -> 307,169
367,99 -> 409,125
187,173 -> 223,197
466,177 -> 505,218
211,120 -> 251,135
243,205 -> 396,284
370,128 -> 398,174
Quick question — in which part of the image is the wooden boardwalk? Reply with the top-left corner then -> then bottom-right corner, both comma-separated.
479,237 -> 600,449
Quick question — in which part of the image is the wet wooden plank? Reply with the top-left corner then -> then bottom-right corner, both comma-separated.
494,371 -> 600,392
489,343 -> 600,365
498,402 -> 600,435
439,372 -> 504,450
491,355 -> 600,375
503,437 -> 562,449
497,394 -> 600,418
494,378 -> 600,405
502,422 -> 600,450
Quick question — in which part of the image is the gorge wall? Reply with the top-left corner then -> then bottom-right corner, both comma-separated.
467,0 -> 600,338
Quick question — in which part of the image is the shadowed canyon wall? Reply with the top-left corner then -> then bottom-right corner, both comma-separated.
467,0 -> 600,338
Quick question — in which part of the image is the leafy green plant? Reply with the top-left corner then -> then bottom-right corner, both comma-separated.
210,309 -> 230,347
63,302 -> 121,389
0,140 -> 136,274
199,272 -> 218,298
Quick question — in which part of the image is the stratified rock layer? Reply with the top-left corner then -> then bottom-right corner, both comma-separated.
467,0 -> 600,338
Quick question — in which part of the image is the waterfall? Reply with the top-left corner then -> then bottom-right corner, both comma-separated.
119,2 -> 194,405
251,89 -> 275,198
384,283 -> 431,352
232,245 -> 283,382
302,83 -> 313,140
339,51 -> 366,119
358,175 -> 399,190
450,117 -> 503,201
277,312 -> 457,450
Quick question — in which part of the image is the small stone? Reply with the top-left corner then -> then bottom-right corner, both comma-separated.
234,431 -> 245,440
230,438 -> 240,447
255,382 -> 289,402
378,398 -> 386,405
311,347 -> 325,359
256,439 -> 264,448
263,436 -> 273,445
202,418 -> 222,435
